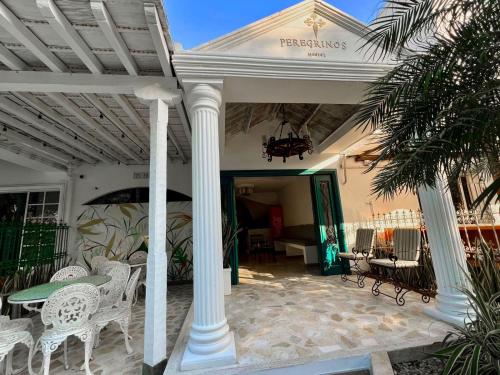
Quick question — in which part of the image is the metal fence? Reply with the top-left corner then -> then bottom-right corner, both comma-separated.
344,205 -> 500,297
347,207 -> 500,253
0,221 -> 69,277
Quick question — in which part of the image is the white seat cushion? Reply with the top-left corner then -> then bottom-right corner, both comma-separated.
339,252 -> 372,260
369,258 -> 419,268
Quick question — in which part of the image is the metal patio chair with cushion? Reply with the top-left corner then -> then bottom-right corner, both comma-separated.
34,283 -> 100,375
128,251 -> 147,303
92,269 -> 141,354
50,265 -> 88,282
369,228 -> 423,305
90,256 -> 109,273
93,261 -> 130,347
339,228 -> 375,288
0,298 -> 33,375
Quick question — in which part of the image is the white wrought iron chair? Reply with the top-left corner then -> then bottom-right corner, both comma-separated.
369,228 -> 423,305
339,228 -> 375,288
0,331 -> 33,375
48,265 -> 89,369
90,256 -> 109,273
128,251 -> 147,303
92,269 -> 141,354
50,265 -> 88,282
0,298 -> 33,375
93,261 -> 130,347
34,283 -> 100,375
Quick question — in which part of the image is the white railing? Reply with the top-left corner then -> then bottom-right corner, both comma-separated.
346,206 -> 500,252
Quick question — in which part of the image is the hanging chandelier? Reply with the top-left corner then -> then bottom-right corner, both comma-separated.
262,104 -> 313,163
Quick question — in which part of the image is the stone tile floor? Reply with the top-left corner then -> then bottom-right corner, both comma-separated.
229,257 -> 450,369
13,284 -> 192,375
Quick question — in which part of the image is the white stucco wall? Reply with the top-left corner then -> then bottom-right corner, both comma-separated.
0,160 -> 68,186
220,123 -> 420,228
0,159 -> 192,259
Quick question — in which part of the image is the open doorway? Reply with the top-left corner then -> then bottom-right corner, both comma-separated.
235,175 -> 320,277
221,170 -> 347,283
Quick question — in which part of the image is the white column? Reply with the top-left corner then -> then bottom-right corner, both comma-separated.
418,175 -> 471,326
143,99 -> 168,369
181,83 -> 236,370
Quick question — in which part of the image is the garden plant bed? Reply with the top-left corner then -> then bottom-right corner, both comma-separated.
392,357 -> 445,375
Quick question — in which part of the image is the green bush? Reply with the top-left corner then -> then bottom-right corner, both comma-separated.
435,244 -> 500,374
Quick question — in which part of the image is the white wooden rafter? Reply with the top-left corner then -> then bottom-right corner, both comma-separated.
0,2 -> 67,72
36,0 -> 104,74
82,93 -> 148,153
111,94 -> 185,160
0,43 -> 27,70
0,96 -> 97,163
14,93 -> 114,163
176,96 -> 191,145
0,143 -> 65,171
167,128 -> 187,163
243,105 -> 254,134
47,93 -> 140,163
144,3 -> 173,77
111,94 -> 149,140
91,0 -> 139,76
0,112 -> 83,163
0,127 -> 72,164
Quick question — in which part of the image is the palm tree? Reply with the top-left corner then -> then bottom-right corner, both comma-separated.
355,0 -> 499,207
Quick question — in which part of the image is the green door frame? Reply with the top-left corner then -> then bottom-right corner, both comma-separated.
220,169 -> 347,284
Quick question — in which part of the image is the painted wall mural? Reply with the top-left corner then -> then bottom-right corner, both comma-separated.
76,201 -> 193,282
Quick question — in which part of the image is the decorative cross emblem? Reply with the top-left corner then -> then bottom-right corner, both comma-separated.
304,14 -> 326,39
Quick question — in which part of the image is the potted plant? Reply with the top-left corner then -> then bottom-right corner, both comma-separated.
222,213 -> 240,295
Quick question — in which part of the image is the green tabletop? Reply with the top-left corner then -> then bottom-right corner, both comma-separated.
8,275 -> 111,304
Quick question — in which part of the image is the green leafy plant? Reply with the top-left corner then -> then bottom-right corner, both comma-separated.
435,243 -> 500,374
355,0 -> 500,207
167,217 -> 193,282
222,212 -> 240,269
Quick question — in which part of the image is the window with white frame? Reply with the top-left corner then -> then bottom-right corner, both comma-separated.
0,190 -> 61,223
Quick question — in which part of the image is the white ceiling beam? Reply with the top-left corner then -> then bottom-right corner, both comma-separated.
176,98 -> 191,145
0,2 -> 67,72
112,94 -> 185,160
0,111 -> 90,163
167,128 -> 187,163
0,43 -> 27,70
144,3 -> 173,77
244,105 -> 254,134
0,126 -> 72,164
317,112 -> 360,153
47,93 -> 140,163
302,104 -> 321,129
0,144 -> 65,172
0,71 -> 178,95
83,93 -> 148,153
0,96 -> 97,163
36,0 -> 104,74
14,93 -> 115,163
91,0 -> 138,76
111,94 -> 149,140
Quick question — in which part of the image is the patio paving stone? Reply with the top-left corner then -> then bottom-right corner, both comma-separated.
13,284 -> 192,375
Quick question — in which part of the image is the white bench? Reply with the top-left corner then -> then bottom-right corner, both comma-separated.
274,240 -> 318,264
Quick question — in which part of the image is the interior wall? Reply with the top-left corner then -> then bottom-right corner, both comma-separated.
278,177 -> 314,226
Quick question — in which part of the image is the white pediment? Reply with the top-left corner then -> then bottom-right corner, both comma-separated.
194,0 -> 372,62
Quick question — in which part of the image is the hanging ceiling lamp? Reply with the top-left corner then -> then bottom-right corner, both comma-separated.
262,104 -> 313,163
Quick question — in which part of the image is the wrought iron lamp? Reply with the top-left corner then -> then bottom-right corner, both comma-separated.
262,104 -> 313,163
